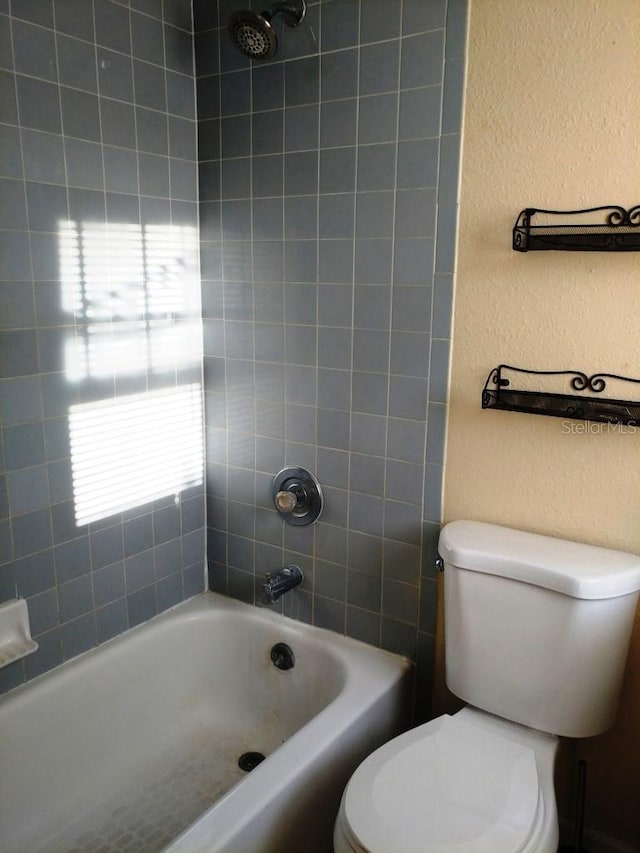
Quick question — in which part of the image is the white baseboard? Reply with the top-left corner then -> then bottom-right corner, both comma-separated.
559,819 -> 640,853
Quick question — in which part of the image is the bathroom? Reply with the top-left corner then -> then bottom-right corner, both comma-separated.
1,0 -> 639,850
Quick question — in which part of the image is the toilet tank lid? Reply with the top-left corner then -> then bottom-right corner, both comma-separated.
439,521 -> 640,600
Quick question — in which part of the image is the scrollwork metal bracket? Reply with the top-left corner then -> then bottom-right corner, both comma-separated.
513,205 -> 640,251
482,365 -> 640,426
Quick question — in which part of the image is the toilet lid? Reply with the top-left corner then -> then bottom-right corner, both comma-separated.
343,714 -> 541,853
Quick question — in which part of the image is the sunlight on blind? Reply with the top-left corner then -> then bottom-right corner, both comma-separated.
64,320 -> 202,381
68,384 -> 204,526
59,221 -> 200,379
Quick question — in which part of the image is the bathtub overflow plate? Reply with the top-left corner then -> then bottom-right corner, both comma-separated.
270,642 -> 295,670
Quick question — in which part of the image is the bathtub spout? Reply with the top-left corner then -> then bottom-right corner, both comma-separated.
263,565 -> 303,604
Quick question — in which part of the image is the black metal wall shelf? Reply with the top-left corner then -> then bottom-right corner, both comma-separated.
513,205 -> 640,252
482,365 -> 640,426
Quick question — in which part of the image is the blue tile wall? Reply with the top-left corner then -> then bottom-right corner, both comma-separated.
0,0 -> 205,695
196,0 -> 467,714
0,0 -> 466,704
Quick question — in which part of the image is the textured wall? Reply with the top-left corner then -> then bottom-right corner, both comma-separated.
0,0 -> 205,694
195,0 -> 467,709
445,0 -> 640,844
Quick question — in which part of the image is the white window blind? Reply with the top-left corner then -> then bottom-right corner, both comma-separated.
68,384 -> 204,526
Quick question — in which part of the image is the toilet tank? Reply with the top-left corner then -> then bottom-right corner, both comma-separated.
439,521 -> 640,738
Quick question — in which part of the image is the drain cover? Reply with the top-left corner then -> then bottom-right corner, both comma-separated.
238,751 -> 266,772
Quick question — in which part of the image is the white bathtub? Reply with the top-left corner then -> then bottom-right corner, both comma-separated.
0,592 -> 412,853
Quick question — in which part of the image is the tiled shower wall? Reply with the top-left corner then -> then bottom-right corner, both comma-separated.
196,0 -> 466,710
0,0 -> 205,694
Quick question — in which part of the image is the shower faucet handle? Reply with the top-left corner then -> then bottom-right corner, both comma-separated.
274,489 -> 298,513
272,467 -> 323,526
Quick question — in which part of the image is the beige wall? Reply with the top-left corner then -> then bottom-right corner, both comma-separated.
444,0 -> 640,845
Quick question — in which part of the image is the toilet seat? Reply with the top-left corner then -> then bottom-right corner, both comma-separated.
339,713 -> 543,853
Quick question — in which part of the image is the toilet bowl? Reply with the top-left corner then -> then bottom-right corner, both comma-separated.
334,708 -> 558,853
333,521 -> 640,853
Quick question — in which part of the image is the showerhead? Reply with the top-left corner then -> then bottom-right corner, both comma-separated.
228,1 -> 306,60
228,10 -> 277,59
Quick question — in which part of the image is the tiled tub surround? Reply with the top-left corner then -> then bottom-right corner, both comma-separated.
0,0 -> 206,694
1,592 -> 412,853
197,0 -> 466,709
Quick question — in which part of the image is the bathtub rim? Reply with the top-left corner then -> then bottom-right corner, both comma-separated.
0,591 -> 411,708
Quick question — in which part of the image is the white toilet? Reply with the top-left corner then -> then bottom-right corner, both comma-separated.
334,521 -> 640,853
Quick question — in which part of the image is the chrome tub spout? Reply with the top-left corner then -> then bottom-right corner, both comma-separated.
263,565 -> 303,604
